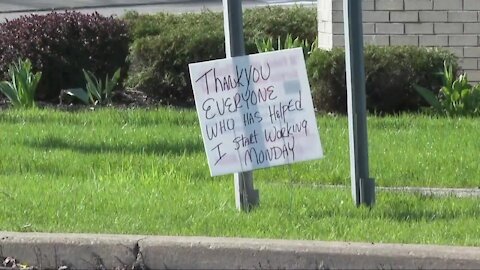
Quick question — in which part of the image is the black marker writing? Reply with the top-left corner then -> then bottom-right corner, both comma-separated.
205,118 -> 235,140
243,111 -> 263,126
195,63 -> 272,95
211,143 -> 226,165
244,136 -> 295,167
233,130 -> 259,150
268,90 -> 303,123
202,86 -> 276,119
264,120 -> 308,143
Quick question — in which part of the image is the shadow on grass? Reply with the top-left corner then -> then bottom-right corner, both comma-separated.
25,136 -> 204,155
298,204 -> 477,224
0,108 -> 199,127
376,194 -> 480,222
301,194 -> 479,223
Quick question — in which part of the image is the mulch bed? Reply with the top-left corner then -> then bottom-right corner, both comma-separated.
0,89 -> 158,111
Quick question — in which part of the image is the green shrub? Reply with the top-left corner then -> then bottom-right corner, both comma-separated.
244,6 -> 317,53
125,6 -> 317,53
0,11 -> 130,101
124,11 -> 223,40
126,11 -> 224,106
415,62 -> 480,116
125,7 -> 317,105
307,46 -> 458,114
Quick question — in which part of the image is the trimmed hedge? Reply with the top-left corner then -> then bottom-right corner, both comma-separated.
307,46 -> 458,114
243,6 -> 317,52
125,7 -> 317,106
0,11 -> 130,101
125,6 -> 317,53
125,7 -> 457,113
126,11 -> 224,106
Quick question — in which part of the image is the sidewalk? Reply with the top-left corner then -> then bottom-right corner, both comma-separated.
0,0 -> 315,22
1,231 -> 479,269
0,0 -> 314,13
0,0 -> 231,13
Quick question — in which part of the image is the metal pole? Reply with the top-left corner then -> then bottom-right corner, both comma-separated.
343,0 -> 375,206
223,0 -> 259,211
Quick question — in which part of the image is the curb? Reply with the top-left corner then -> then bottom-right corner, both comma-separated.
1,232 -> 480,269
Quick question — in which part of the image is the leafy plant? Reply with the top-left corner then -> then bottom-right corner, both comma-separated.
0,59 -> 41,108
255,34 -> 318,57
414,61 -> 480,116
65,68 -> 121,106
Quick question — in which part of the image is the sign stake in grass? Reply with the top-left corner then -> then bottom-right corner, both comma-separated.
223,0 -> 258,211
343,0 -> 375,206
189,1 -> 324,212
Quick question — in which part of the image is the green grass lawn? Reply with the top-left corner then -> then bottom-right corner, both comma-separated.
0,108 -> 478,246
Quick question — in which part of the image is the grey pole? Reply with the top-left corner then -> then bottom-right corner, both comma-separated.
223,0 -> 259,211
343,0 -> 375,206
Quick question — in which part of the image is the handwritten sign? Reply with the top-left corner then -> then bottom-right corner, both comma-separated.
189,48 -> 323,176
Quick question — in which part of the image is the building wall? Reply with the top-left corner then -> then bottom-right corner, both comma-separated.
318,0 -> 480,81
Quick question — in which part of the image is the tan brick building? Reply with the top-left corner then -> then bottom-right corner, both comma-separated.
318,0 -> 480,81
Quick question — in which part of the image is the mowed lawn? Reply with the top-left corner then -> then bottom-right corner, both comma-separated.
0,108 -> 478,246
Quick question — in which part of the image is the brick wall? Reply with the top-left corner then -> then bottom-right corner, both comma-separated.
318,0 -> 480,81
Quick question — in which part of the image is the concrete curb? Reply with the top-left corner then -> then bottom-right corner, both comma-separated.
1,232 -> 479,269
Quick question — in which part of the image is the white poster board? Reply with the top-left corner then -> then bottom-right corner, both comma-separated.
189,48 -> 323,176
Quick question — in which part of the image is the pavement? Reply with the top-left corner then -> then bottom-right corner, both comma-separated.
0,0 -> 316,21
1,231 -> 479,269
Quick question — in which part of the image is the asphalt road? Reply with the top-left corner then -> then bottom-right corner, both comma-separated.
0,0 -> 316,21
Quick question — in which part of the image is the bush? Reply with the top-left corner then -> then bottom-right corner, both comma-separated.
307,46 -> 458,114
126,11 -> 224,106
0,11 -> 130,101
124,11 -> 221,40
125,6 -> 317,105
243,6 -> 317,53
125,6 -> 317,53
